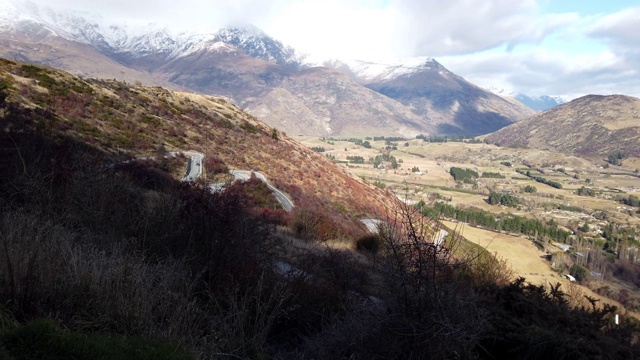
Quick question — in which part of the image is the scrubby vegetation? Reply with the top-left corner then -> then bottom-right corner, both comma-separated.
416,134 -> 481,143
607,151 -> 627,166
1,59 -> 639,359
371,153 -> 398,169
346,155 -> 365,164
577,186 -> 596,197
618,195 -> 640,208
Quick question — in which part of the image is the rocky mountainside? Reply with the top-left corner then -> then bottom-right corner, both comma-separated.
0,0 -> 534,137
484,94 -> 640,159
330,59 -> 536,135
161,49 -> 428,136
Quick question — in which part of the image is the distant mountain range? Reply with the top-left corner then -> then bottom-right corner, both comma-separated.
489,87 -> 566,111
513,94 -> 566,111
0,0 -> 536,136
484,94 -> 640,159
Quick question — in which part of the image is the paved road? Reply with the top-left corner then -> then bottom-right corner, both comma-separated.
434,229 -> 449,246
180,151 -> 204,182
173,152 -> 294,211
231,170 -> 295,212
360,218 -> 449,247
361,218 -> 382,233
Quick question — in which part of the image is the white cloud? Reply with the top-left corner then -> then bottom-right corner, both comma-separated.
390,0 -> 538,56
264,0 -> 396,60
437,6 -> 640,99
17,0 -> 640,99
588,7 -> 640,62
267,0 -> 564,59
29,0 -> 553,58
440,46 -> 639,99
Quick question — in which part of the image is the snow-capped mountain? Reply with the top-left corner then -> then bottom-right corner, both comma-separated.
325,57 -> 535,135
513,94 -> 566,111
326,57 -> 443,83
2,0 -> 194,57
213,26 -> 301,67
0,0 -> 535,137
0,0 -> 301,66
489,87 -> 565,111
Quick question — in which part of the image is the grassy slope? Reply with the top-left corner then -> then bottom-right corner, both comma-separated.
0,58 -> 400,241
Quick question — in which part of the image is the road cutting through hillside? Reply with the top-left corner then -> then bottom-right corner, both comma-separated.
181,151 -> 295,212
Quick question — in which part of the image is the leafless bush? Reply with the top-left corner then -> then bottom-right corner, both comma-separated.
300,308 -> 383,360
366,203 -> 487,359
608,260 -> 640,286
562,281 -> 589,309
206,275 -> 290,359
290,207 -> 321,241
465,251 -> 514,288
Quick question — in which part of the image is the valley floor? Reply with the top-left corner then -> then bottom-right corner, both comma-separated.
297,135 -> 640,315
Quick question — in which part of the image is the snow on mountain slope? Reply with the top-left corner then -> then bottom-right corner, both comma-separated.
213,26 -> 301,66
488,87 -> 566,111
514,94 -> 566,111
324,57 -> 441,83
1,0 -> 300,65
0,0 -> 35,32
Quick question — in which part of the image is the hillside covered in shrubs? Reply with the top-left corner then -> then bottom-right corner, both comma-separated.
0,59 -> 396,240
1,59 -> 640,359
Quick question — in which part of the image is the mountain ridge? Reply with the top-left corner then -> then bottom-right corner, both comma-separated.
483,94 -> 640,159
327,58 -> 535,135
0,0 -> 535,137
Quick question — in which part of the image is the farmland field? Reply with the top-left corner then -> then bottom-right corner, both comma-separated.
296,135 -> 640,313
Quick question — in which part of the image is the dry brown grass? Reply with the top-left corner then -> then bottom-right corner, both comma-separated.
442,220 -> 636,314
441,220 -> 556,284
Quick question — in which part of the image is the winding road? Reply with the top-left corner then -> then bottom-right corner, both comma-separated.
180,151 -> 295,212
361,218 -> 383,233
230,170 -> 295,212
180,151 -> 204,182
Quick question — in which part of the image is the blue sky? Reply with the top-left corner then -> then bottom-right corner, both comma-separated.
29,0 -> 640,99
542,0 -> 638,16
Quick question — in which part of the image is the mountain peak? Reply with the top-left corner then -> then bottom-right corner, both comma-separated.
1,2 -> 301,66
331,56 -> 441,83
213,26 -> 301,67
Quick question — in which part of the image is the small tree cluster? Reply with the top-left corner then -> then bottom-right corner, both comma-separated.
487,192 -> 521,207
449,166 -> 478,182
607,151 -> 627,165
577,186 -> 596,197
481,171 -> 506,179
